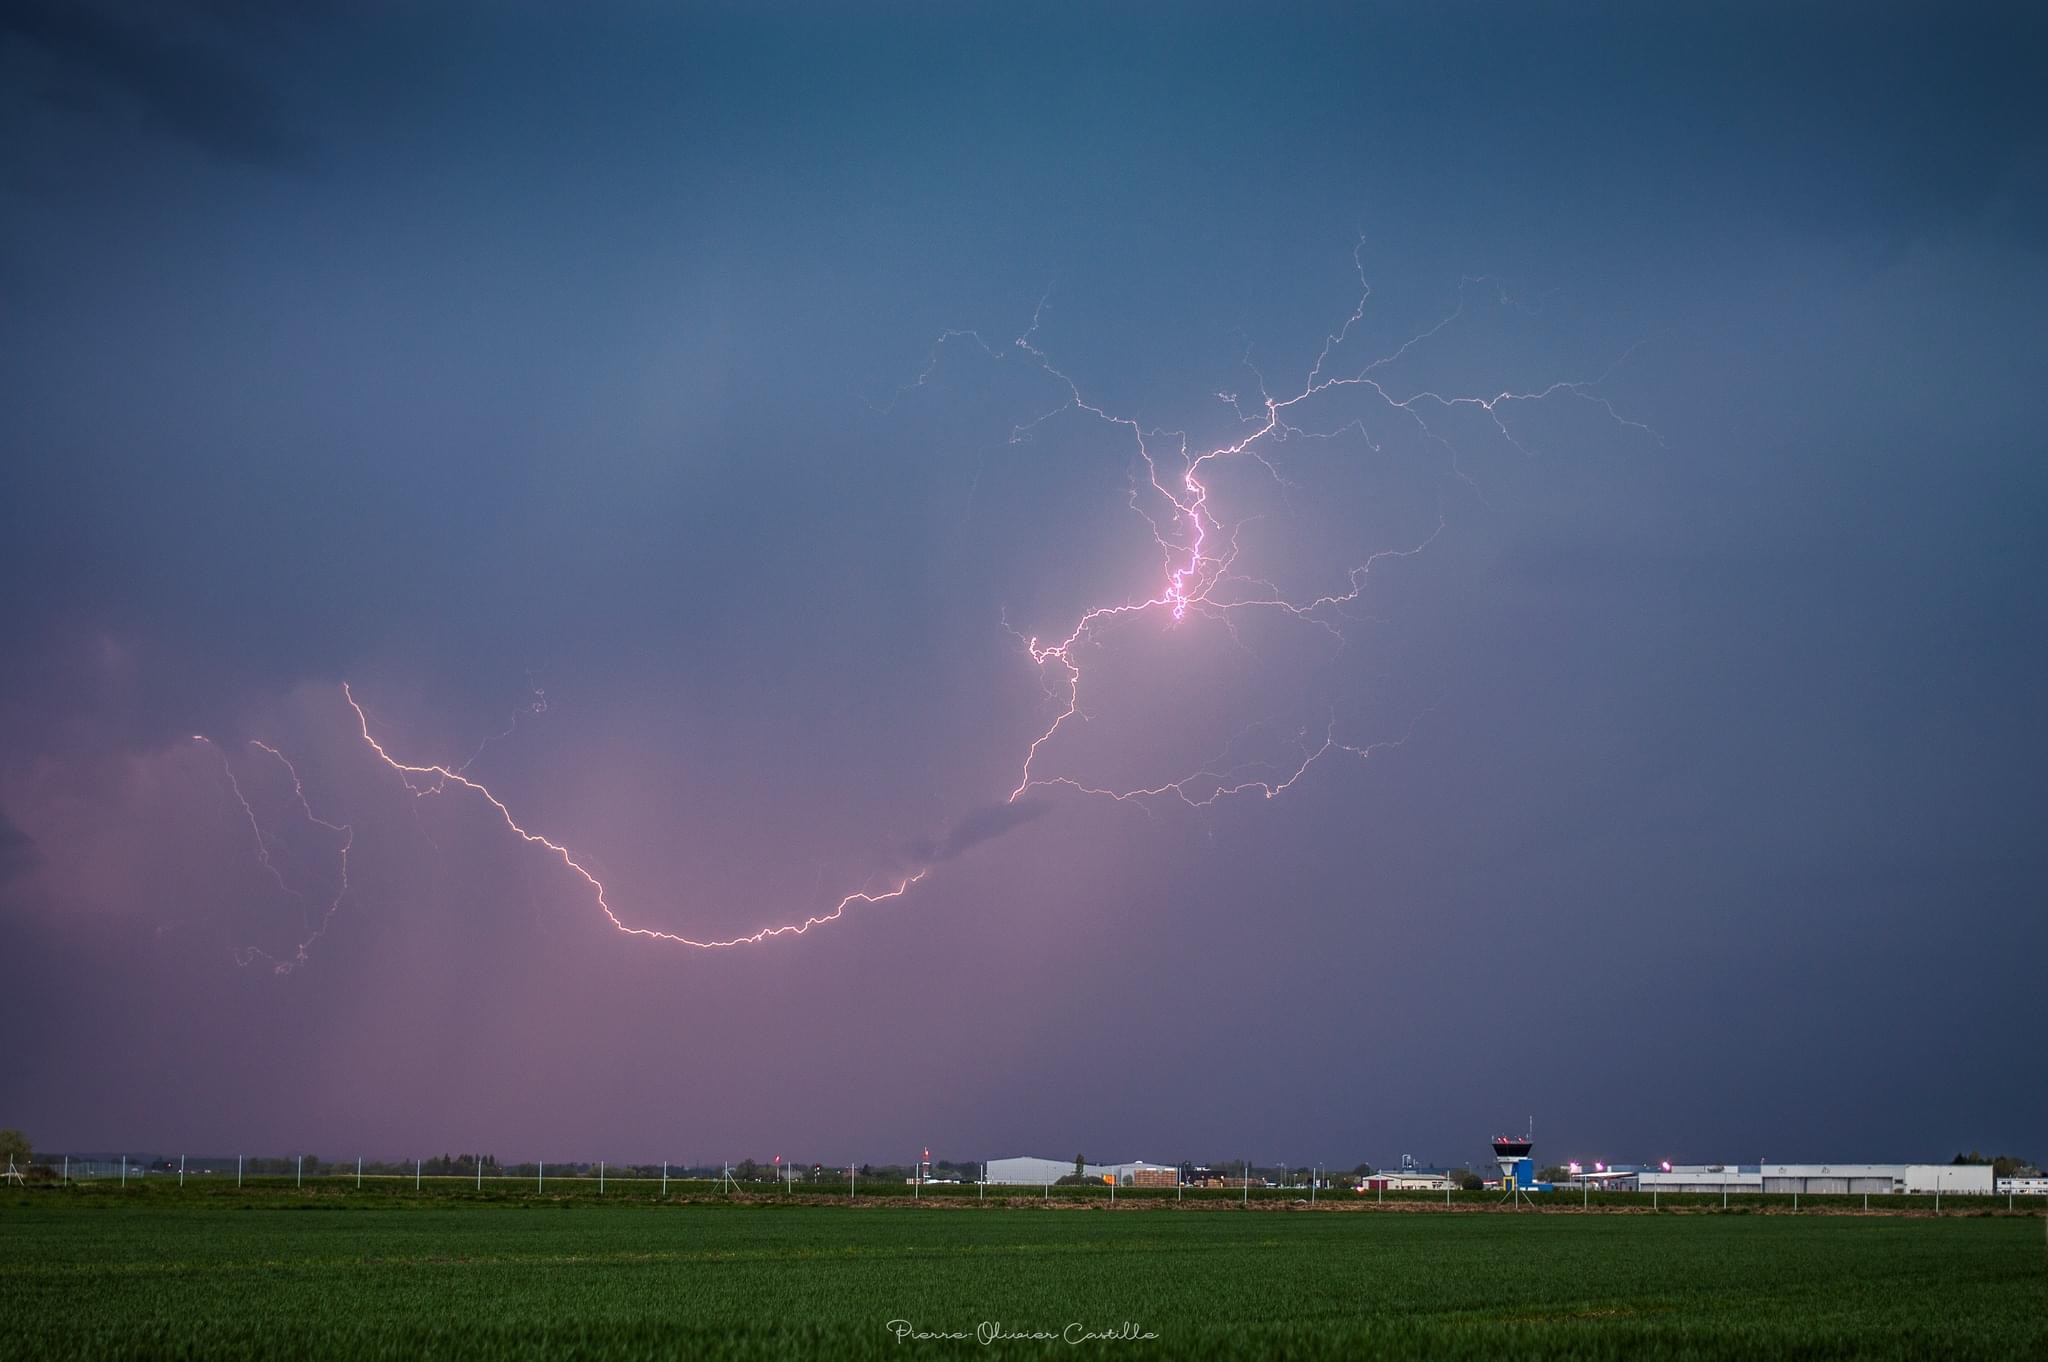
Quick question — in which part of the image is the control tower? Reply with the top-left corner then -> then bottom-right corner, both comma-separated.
1492,1122 -> 1535,1191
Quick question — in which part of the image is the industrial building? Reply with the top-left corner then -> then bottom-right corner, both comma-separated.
1358,1167 -> 1456,1192
1634,1164 -> 1995,1195
981,1156 -> 1180,1186
982,1156 -> 1091,1185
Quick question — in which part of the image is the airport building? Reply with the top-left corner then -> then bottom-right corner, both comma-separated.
982,1156 -> 1092,1185
1634,1164 -> 1995,1195
981,1156 -> 1181,1186
1490,1130 -> 1552,1191
1358,1167 -> 1457,1192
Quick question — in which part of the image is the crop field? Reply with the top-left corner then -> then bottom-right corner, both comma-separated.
4,1188 -> 2043,1360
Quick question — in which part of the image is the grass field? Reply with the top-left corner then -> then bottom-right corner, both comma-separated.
4,1188 -> 2043,1359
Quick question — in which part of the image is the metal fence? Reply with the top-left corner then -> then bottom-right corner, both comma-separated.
9,1155 -> 2046,1212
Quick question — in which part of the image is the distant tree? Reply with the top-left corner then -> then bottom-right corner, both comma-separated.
0,1129 -> 30,1170
1455,1170 -> 1483,1191
1538,1165 -> 1570,1183
1350,1163 -> 1374,1177
736,1159 -> 760,1180
1074,1154 -> 1087,1177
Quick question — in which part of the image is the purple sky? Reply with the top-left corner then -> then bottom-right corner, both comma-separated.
2,2 -> 2044,1172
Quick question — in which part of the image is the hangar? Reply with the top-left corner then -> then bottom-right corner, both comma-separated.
981,1156 -> 1180,1186
1635,1164 -> 1994,1195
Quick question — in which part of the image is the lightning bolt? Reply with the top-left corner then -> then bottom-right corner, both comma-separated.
991,242 -> 1654,808
205,240 -> 1652,962
197,735 -> 353,974
344,685 -> 928,950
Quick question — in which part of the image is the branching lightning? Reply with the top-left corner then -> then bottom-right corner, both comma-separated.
196,735 -> 352,974
204,242 -> 1652,965
343,683 -> 928,950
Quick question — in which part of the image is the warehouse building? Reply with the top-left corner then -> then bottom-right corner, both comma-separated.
1636,1164 -> 1995,1195
983,1156 -> 1100,1185
1358,1167 -> 1457,1192
981,1157 -> 1181,1186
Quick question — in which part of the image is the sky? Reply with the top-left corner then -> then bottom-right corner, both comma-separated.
2,1 -> 2043,1173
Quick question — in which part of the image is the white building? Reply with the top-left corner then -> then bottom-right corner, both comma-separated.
982,1156 -> 1097,1185
1635,1166 -> 1762,1193
1636,1164 -> 1995,1195
1996,1176 -> 2048,1195
981,1156 -> 1180,1186
1358,1168 -> 1456,1191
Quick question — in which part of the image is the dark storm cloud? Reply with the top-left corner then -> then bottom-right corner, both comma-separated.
903,799 -> 1053,867
2,0 -> 313,167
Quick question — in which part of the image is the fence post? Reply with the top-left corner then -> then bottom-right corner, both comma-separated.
356,1157 -> 362,1190
415,1159 -> 421,1192
121,1156 -> 127,1187
662,1162 -> 668,1197
237,1155 -> 243,1188
599,1161 -> 605,1195
179,1155 -> 185,1188
538,1161 -> 544,1194
296,1155 -> 302,1189
476,1159 -> 483,1192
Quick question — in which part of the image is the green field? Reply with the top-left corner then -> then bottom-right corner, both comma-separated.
4,1189 -> 2043,1360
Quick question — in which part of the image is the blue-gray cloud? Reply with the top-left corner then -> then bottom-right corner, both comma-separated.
2,0 -> 314,167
